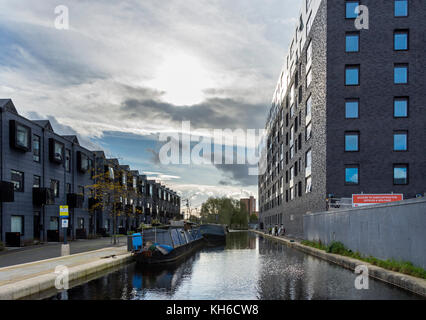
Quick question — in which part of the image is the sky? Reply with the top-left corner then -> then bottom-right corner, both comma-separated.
0,0 -> 301,210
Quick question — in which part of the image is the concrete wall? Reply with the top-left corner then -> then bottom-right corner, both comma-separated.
303,198 -> 426,269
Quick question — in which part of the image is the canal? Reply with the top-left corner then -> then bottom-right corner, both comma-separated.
47,231 -> 421,300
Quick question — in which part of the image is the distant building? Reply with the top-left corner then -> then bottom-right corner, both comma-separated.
240,196 -> 256,216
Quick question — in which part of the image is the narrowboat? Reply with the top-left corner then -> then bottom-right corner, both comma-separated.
132,225 -> 204,265
199,224 -> 227,246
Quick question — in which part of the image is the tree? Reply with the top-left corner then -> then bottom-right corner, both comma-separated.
249,213 -> 259,223
200,197 -> 248,229
87,170 -> 131,244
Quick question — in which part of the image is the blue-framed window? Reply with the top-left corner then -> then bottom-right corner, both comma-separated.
394,64 -> 408,84
394,97 -> 408,117
346,33 -> 359,52
393,165 -> 408,185
345,132 -> 359,151
345,166 -> 359,185
394,30 -> 408,50
394,132 -> 407,151
345,65 -> 360,86
346,1 -> 360,19
395,0 -> 408,17
345,99 -> 359,118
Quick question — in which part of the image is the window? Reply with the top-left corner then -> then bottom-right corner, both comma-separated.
346,1 -> 360,19
345,99 -> 359,118
11,170 -> 24,192
109,167 -> 115,180
11,216 -> 24,235
77,218 -> 84,229
17,124 -> 30,149
345,132 -> 359,151
306,40 -> 312,71
10,120 -> 31,151
345,65 -> 359,85
346,32 -> 359,52
394,131 -> 408,151
306,13 -> 313,37
306,68 -> 312,87
394,0 -> 408,17
66,183 -> 71,194
306,123 -> 312,141
133,177 -> 137,190
50,179 -> 60,198
33,175 -> 41,188
394,30 -> 408,50
305,176 -> 312,193
394,64 -> 408,84
345,166 -> 359,185
65,149 -> 71,172
78,152 -> 89,172
49,139 -> 64,163
298,181 -> 302,197
394,164 -> 408,185
305,149 -> 312,176
49,217 -> 59,230
394,97 -> 408,117
33,135 -> 40,162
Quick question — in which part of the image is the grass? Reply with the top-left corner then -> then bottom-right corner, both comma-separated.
301,240 -> 426,280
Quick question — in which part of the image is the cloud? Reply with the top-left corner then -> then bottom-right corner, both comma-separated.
121,96 -> 268,130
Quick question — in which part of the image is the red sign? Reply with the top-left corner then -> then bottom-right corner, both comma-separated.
352,194 -> 403,207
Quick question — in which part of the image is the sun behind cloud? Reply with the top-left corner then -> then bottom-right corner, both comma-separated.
147,51 -> 215,106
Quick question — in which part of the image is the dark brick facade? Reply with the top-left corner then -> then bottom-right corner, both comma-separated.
259,0 -> 425,238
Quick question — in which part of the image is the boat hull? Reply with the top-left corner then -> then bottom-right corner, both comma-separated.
134,238 -> 204,266
199,224 -> 227,246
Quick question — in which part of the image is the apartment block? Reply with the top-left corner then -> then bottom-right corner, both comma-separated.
258,0 -> 426,237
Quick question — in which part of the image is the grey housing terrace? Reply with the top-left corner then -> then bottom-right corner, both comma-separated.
0,99 -> 181,246
258,0 -> 426,238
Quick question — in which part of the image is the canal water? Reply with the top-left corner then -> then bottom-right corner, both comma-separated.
47,231 -> 421,300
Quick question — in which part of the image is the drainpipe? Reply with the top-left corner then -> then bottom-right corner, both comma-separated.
42,127 -> 46,242
0,108 -> 3,242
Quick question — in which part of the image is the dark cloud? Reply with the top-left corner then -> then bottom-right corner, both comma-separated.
120,95 -> 268,130
215,163 -> 258,186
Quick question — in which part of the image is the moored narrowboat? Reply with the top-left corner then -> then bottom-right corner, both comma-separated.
132,225 -> 204,265
199,224 -> 227,246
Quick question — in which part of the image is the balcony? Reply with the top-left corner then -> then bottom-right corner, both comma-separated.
0,181 -> 14,202
33,188 -> 55,206
67,193 -> 84,208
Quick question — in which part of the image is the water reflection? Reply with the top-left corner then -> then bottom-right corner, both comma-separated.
47,232 -> 422,300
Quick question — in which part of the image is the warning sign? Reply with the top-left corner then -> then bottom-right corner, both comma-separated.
352,194 -> 403,207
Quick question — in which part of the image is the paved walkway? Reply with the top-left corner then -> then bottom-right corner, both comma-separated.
0,245 -> 128,287
0,246 -> 127,288
0,237 -> 125,268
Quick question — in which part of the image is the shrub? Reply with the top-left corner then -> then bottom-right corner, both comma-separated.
326,241 -> 346,255
302,240 -> 426,280
0,241 -> 4,251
